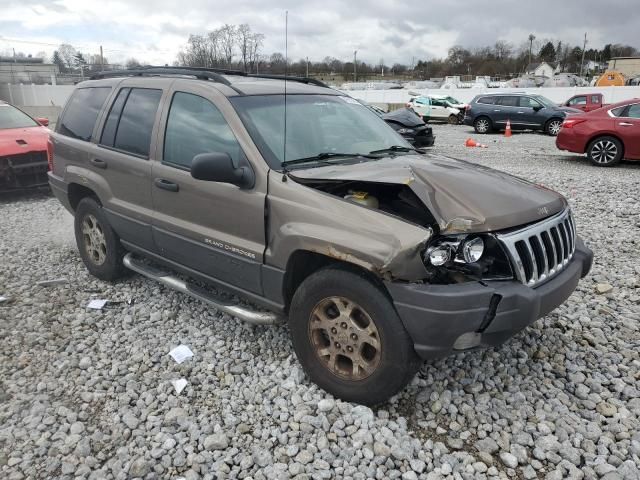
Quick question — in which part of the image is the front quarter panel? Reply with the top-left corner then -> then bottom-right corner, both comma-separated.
266,171 -> 432,281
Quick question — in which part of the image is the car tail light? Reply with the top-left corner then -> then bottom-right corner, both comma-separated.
562,118 -> 586,129
46,136 -> 54,171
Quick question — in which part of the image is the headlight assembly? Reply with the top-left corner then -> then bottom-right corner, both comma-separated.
424,235 -> 484,266
397,128 -> 415,134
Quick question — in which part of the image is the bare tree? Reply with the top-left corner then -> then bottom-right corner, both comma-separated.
219,24 -> 237,66
58,44 -> 77,71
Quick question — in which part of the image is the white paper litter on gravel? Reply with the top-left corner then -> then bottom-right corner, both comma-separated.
87,299 -> 108,310
168,345 -> 194,364
171,378 -> 188,394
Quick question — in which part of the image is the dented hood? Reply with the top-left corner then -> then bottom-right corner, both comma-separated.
0,126 -> 49,157
290,153 -> 567,234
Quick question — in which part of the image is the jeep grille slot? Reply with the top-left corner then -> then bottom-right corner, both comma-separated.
497,209 -> 576,287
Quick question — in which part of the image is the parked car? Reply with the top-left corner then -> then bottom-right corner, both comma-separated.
382,108 -> 435,147
48,67 -> 593,405
358,101 -> 435,148
464,93 -> 582,135
556,98 -> 640,166
407,95 -> 462,124
0,101 -> 50,190
562,93 -> 608,112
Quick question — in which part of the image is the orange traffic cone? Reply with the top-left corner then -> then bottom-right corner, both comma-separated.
465,138 -> 488,148
505,119 -> 512,137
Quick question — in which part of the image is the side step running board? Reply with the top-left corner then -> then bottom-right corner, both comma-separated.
122,253 -> 284,325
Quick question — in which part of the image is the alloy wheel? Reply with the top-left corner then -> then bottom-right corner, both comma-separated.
476,119 -> 489,133
308,296 -> 381,381
82,214 -> 107,265
591,140 -> 618,164
548,120 -> 562,135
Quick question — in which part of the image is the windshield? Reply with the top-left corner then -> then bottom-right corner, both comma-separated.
533,95 -> 556,108
231,94 -> 411,169
0,104 -> 38,129
444,96 -> 462,105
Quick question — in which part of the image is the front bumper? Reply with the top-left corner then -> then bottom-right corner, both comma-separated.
386,237 -> 593,359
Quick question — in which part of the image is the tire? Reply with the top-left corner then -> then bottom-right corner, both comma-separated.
545,118 -> 563,136
74,197 -> 128,281
587,136 -> 623,167
473,116 -> 492,134
447,114 -> 459,125
288,266 -> 421,405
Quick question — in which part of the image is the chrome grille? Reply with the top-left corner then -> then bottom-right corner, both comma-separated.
496,208 -> 576,287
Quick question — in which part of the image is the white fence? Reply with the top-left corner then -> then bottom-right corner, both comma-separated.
0,83 -> 75,107
344,86 -> 640,106
3,82 -> 640,109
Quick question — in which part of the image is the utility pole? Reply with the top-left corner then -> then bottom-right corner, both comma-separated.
579,32 -> 587,78
353,50 -> 357,82
100,45 -> 104,71
306,56 -> 309,77
528,34 -> 536,68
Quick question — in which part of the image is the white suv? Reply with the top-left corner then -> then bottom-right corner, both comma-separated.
406,94 -> 464,124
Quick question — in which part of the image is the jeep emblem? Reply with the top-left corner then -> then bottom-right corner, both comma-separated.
538,206 -> 549,216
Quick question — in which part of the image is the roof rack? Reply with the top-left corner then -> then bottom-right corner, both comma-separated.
89,65 -> 330,89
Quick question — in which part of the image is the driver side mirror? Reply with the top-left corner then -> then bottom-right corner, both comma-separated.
36,117 -> 49,126
191,152 -> 255,189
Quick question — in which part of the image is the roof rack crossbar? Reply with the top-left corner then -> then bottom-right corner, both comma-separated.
248,74 -> 329,88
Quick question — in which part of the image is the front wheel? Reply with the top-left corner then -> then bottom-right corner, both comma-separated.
288,267 -> 421,405
74,197 -> 128,281
473,116 -> 492,134
447,114 -> 459,125
587,136 -> 623,167
546,118 -> 563,136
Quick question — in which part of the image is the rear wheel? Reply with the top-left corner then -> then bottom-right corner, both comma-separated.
545,118 -> 563,136
74,197 -> 128,281
288,267 -> 421,405
587,136 -> 623,167
474,116 -> 492,134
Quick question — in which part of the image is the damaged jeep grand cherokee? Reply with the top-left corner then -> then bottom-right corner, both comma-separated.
48,67 -> 593,405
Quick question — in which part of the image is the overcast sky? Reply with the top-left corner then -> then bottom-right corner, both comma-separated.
1,0 -> 639,65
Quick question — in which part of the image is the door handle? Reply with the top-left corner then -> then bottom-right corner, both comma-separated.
618,122 -> 633,126
154,178 -> 179,192
90,158 -> 107,169
517,111 -> 525,114
493,109 -> 501,112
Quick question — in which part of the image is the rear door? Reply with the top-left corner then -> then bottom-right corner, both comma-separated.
616,103 -> 640,158
493,96 -> 519,126
150,82 -> 267,293
94,79 -> 169,251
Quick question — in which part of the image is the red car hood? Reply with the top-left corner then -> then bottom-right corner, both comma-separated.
0,126 -> 49,156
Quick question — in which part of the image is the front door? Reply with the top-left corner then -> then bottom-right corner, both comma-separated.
616,103 -> 640,158
150,84 -> 267,294
428,98 -> 449,120
518,96 -> 545,129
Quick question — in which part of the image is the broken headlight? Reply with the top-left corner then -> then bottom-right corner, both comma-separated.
397,128 -> 415,134
423,234 -> 512,282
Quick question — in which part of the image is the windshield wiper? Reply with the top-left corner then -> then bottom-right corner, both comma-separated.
369,145 -> 421,155
281,152 -> 375,168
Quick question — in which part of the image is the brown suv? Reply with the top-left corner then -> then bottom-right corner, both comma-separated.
48,67 -> 593,405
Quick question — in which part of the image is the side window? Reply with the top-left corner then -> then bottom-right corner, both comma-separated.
100,88 -> 130,147
519,97 -> 542,108
163,92 -> 242,170
113,89 -> 162,157
477,96 -> 495,105
591,95 -> 601,104
610,106 -> 626,117
58,87 -> 111,141
627,104 -> 640,118
569,96 -> 587,105
497,96 -> 519,107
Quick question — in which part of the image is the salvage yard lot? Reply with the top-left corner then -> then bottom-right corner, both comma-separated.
1,125 -> 639,479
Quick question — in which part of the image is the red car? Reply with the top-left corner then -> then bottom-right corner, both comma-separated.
562,93 -> 608,112
0,101 -> 51,190
556,99 -> 640,167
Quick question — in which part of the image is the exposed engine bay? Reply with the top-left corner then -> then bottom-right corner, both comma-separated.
293,179 -> 438,230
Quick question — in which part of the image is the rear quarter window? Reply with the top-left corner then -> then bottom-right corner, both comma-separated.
58,87 -> 111,141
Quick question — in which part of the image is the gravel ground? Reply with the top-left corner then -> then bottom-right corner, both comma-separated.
1,125 -> 639,480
